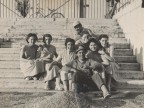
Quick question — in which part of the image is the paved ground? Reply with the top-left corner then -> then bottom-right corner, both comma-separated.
0,90 -> 144,108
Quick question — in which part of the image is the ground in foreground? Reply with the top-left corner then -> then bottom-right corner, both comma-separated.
0,90 -> 144,108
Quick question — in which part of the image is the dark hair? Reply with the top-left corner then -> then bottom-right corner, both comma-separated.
98,34 -> 109,41
98,34 -> 110,49
43,34 -> 52,43
74,23 -> 82,28
26,33 -> 38,43
82,33 -> 90,37
65,38 -> 75,47
87,38 -> 100,51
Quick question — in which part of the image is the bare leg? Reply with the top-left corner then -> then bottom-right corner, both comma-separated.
62,80 -> 69,91
55,76 -> 63,90
69,80 -> 72,91
101,84 -> 111,99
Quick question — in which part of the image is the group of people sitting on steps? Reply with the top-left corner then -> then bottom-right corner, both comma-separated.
20,20 -> 119,99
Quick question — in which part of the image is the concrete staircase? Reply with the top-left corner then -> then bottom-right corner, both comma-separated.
0,18 -> 143,92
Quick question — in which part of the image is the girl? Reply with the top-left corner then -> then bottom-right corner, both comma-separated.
20,33 -> 44,80
40,34 -> 62,90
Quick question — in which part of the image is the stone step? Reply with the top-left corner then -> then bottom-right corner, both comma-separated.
15,18 -> 117,25
0,52 -> 136,62
0,78 -> 45,89
1,78 -> 144,89
0,69 -> 22,78
116,71 -> 144,79
0,69 -> 143,80
118,79 -> 144,89
0,48 -> 20,54
118,63 -> 140,71
114,49 -> 133,56
8,30 -> 119,37
0,21 -> 15,26
2,38 -> 128,44
113,43 -> 130,49
0,61 -> 140,71
0,61 -> 20,69
11,22 -> 119,32
0,47 -> 132,58
0,54 -> 19,60
114,56 -> 136,63
0,88 -> 57,92
0,40 -> 129,49
11,26 -> 121,33
109,38 -> 128,44
0,42 -> 20,48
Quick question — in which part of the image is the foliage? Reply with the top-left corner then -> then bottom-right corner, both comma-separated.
15,0 -> 30,18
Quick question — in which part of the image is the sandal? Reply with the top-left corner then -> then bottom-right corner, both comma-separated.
25,77 -> 33,81
55,86 -> 63,91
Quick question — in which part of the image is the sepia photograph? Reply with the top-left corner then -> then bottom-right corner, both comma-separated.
0,0 -> 144,108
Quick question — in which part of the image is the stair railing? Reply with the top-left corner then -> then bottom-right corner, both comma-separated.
117,1 -> 131,12
0,2 -> 21,17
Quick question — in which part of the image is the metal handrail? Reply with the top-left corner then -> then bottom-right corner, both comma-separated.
117,1 -> 131,11
0,2 -> 21,17
44,0 -> 71,18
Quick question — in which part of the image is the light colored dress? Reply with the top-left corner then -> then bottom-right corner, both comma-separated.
20,45 -> 44,78
41,44 -> 60,81
56,50 -> 77,81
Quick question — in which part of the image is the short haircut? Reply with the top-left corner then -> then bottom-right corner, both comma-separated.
65,38 -> 75,47
98,34 -> 109,40
43,34 -> 52,43
82,33 -> 90,38
87,38 -> 99,47
26,33 -> 38,43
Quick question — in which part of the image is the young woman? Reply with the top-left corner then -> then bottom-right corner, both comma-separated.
86,38 -> 106,83
98,34 -> 119,91
40,34 -> 62,90
20,33 -> 44,80
51,38 -> 77,91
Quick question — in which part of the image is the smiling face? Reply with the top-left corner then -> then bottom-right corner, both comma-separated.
89,42 -> 98,52
81,34 -> 89,43
28,36 -> 36,45
77,50 -> 86,61
99,37 -> 108,48
44,36 -> 52,45
66,42 -> 74,51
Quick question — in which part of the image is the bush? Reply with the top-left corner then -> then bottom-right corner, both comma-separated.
15,0 -> 30,17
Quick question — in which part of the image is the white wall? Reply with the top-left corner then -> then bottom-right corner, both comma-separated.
114,0 -> 144,71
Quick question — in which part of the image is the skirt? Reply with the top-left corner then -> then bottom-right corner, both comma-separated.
20,59 -> 44,78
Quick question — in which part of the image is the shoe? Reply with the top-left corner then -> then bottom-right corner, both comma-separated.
33,77 -> 38,81
103,93 -> 111,100
25,77 -> 33,81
